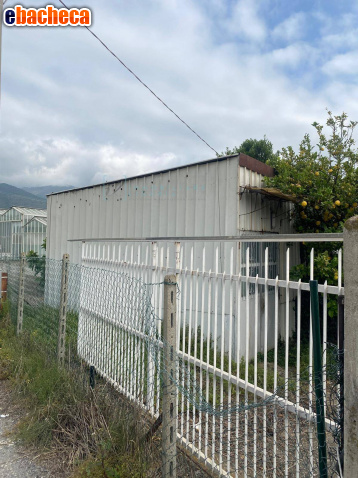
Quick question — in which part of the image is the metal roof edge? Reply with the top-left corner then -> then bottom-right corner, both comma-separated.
11,206 -> 46,213
47,153 -> 243,197
23,216 -> 48,227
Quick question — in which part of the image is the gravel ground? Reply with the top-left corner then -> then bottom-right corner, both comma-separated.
0,380 -> 53,478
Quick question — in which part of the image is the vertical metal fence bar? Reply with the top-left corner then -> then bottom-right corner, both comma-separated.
244,246 -> 249,477
310,280 -> 328,478
186,247 -> 194,443
263,247 -> 269,477
174,243 -> 182,445
204,269 -> 211,464
235,267 -> 241,478
337,294 -> 344,459
212,246 -> 219,469
219,267 -> 225,474
129,245 -> 135,399
227,246 -> 234,474
296,279 -> 302,478
322,280 -> 328,414
273,275 -> 279,477
309,248 -> 314,475
192,266 -> 199,449
285,247 -> 290,477
198,246 -> 205,455
254,273 -> 259,476
147,242 -> 157,414
181,263 -> 188,440
156,245 -> 164,415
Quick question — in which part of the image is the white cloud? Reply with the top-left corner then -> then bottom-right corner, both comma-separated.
0,136 -> 178,187
272,12 -> 306,42
226,0 -> 267,42
269,43 -> 317,68
322,51 -> 358,76
1,0 -> 358,190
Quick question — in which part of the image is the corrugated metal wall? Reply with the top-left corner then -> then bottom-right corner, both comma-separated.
46,156 -> 297,348
47,155 -> 294,264
48,156 -> 241,262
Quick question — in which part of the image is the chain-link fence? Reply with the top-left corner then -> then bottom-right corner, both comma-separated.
0,255 -> 344,477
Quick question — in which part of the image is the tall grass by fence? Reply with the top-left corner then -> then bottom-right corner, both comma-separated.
0,253 -> 344,477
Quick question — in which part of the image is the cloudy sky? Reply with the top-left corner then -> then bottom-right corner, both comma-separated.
1,0 -> 358,187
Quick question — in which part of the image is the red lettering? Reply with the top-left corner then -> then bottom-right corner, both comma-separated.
15,6 -> 26,25
59,9 -> 68,25
47,6 -> 58,25
38,9 -> 47,25
27,8 -> 37,25
80,9 -> 91,26
70,9 -> 79,25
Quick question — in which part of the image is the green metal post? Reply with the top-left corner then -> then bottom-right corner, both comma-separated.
310,280 -> 327,478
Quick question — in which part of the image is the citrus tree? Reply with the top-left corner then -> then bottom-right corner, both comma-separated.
266,111 -> 358,323
266,112 -> 358,236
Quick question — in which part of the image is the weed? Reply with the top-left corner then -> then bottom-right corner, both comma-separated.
0,315 -> 159,477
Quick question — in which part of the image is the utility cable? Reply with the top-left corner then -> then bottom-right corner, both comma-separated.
57,0 -> 219,155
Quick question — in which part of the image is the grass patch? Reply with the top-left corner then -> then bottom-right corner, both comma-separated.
0,306 -> 159,477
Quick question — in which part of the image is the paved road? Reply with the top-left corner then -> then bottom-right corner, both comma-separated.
0,381 -> 50,478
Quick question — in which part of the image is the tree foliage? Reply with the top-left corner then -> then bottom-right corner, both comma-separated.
266,111 -> 358,235
218,136 -> 277,163
26,238 -> 47,287
266,111 -> 358,322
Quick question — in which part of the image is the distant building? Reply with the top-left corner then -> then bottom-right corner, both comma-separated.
0,207 -> 47,258
23,216 -> 47,256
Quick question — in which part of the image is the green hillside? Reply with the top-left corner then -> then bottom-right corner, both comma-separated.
0,183 -> 47,209
23,185 -> 74,198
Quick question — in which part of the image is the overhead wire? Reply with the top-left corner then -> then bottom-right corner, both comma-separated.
57,0 -> 219,156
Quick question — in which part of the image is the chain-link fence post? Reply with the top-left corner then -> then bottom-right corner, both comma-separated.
162,274 -> 177,478
343,217 -> 358,476
16,253 -> 26,335
58,254 -> 70,366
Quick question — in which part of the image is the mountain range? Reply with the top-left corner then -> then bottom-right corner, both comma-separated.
23,185 -> 74,199
0,184 -> 74,210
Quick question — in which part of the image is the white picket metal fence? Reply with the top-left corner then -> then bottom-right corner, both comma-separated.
77,235 -> 343,477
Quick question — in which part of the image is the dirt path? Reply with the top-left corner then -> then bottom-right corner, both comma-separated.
0,380 -> 52,478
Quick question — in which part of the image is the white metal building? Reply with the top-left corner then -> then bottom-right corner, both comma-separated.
0,207 -> 47,258
46,154 -> 296,357
47,153 -> 294,264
